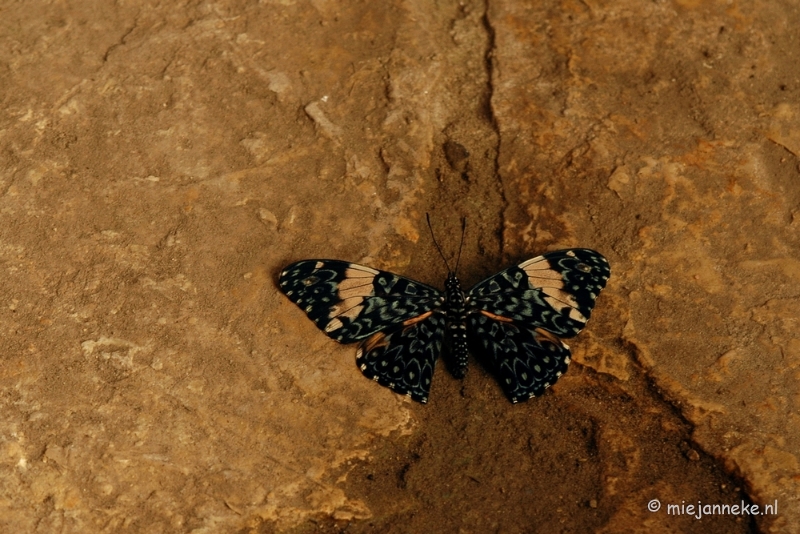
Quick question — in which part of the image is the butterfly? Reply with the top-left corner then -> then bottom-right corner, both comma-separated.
278,220 -> 610,404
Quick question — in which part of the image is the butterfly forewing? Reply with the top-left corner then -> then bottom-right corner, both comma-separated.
356,312 -> 444,403
279,260 -> 443,343
467,249 -> 610,338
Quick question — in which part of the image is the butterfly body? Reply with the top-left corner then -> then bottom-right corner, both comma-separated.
278,249 -> 609,404
444,273 -> 469,379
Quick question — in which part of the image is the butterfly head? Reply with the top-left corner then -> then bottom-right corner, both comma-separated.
445,272 -> 462,293
444,272 -> 461,291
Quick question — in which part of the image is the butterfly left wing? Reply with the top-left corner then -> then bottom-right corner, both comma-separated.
279,260 -> 443,343
356,312 -> 444,403
467,249 -> 610,403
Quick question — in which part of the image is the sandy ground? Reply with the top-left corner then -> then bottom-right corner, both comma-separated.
1,0 -> 799,532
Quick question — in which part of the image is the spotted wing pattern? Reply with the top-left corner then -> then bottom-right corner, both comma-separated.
468,249 -> 610,338
279,260 -> 443,343
356,312 -> 444,403
469,313 -> 572,403
467,249 -> 610,403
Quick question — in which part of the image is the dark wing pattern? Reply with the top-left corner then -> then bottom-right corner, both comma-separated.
468,249 -> 610,338
469,313 -> 571,403
467,249 -> 609,403
279,260 -> 443,343
356,312 -> 444,403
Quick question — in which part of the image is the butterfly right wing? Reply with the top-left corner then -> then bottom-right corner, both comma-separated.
467,249 -> 610,403
356,312 -> 444,403
279,260 -> 443,343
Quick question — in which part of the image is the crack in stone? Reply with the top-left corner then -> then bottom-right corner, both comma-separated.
480,0 -> 507,259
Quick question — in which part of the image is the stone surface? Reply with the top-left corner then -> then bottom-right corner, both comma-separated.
0,0 -> 796,532
488,1 -> 800,532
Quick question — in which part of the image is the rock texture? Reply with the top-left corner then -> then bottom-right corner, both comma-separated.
0,0 -> 796,532
488,1 -> 800,532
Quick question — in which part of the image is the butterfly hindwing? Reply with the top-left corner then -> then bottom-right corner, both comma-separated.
467,249 -> 610,338
469,313 -> 572,403
279,260 -> 442,343
356,312 -> 444,403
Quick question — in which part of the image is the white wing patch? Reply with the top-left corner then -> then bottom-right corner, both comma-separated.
344,265 -> 379,277
322,265 -> 382,331
521,256 -> 586,323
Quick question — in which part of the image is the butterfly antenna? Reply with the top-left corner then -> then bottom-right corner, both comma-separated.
426,213 -> 452,274
453,217 -> 466,275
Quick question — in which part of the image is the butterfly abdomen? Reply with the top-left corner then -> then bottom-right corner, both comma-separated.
445,273 -> 469,379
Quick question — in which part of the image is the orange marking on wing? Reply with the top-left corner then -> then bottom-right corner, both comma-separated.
362,332 -> 389,352
480,310 -> 514,323
534,328 -> 562,346
403,311 -> 433,326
